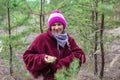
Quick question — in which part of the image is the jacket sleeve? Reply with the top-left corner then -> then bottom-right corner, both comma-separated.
23,35 -> 47,72
57,38 -> 86,69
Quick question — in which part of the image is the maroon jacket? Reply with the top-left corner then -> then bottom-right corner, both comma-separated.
23,29 -> 86,80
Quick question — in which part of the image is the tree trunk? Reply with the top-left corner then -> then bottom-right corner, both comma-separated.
99,13 -> 105,79
40,0 -> 43,33
94,3 -> 98,74
92,0 -> 98,75
99,0 -> 105,78
8,5 -> 13,76
94,32 -> 98,75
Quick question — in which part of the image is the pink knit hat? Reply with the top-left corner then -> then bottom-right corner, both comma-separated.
48,9 -> 67,28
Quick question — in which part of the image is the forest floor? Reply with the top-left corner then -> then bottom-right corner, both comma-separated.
0,27 -> 120,80
78,27 -> 120,80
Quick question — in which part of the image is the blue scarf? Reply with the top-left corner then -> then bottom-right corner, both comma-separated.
52,31 -> 68,48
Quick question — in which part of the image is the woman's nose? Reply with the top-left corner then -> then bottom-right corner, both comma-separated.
55,26 -> 58,29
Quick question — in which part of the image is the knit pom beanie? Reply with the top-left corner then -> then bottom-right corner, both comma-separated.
48,9 -> 67,28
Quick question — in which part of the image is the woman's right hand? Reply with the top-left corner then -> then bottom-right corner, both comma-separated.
44,55 -> 57,63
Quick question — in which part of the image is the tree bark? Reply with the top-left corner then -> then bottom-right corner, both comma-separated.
99,0 -> 105,78
92,0 -> 98,75
99,13 -> 105,79
94,32 -> 98,75
40,0 -> 43,33
8,5 -> 13,76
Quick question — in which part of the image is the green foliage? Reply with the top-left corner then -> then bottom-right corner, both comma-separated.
55,58 -> 80,80
0,0 -> 7,16
98,3 -> 113,15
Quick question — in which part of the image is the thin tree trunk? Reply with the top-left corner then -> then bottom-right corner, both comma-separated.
42,0 -> 45,27
99,0 -> 105,78
92,0 -> 98,75
94,32 -> 98,75
91,11 -> 94,22
94,5 -> 98,75
92,10 -> 98,75
99,13 -> 105,79
40,0 -> 43,33
8,6 -> 13,76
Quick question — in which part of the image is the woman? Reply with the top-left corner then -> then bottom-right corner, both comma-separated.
23,9 -> 86,80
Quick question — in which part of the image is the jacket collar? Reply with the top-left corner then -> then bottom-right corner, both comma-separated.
47,28 -> 55,39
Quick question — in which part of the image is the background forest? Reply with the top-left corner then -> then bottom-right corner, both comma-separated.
0,0 -> 120,80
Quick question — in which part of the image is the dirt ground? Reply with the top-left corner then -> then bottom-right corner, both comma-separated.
78,27 -> 120,80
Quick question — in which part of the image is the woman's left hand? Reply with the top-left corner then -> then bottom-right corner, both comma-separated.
44,55 -> 57,63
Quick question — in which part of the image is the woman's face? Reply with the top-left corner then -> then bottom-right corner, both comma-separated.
51,22 -> 64,34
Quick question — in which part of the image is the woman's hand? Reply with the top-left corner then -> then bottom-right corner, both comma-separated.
44,55 -> 57,63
